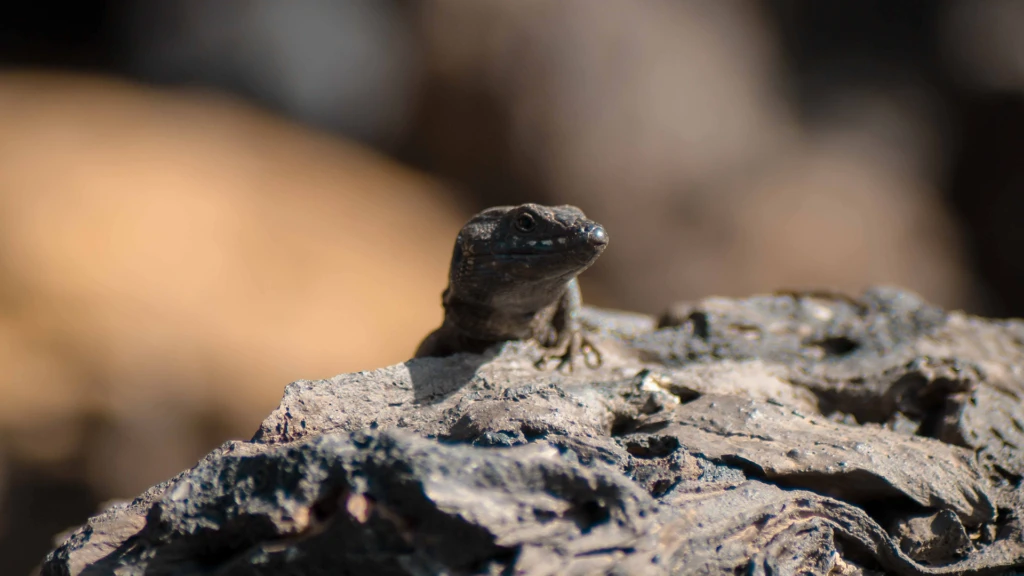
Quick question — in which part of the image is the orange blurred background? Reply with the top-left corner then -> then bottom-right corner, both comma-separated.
3,1 -> 1024,572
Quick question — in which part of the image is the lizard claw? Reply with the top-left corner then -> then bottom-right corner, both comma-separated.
535,331 -> 602,372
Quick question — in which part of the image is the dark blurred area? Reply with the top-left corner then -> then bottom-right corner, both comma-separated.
1,1 -> 1022,572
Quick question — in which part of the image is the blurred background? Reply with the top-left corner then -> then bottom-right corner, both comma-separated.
2,0 -> 1023,572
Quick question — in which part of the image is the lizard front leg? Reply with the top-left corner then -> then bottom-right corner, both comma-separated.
535,279 -> 602,371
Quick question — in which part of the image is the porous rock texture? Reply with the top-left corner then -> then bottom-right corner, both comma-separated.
42,288 -> 1024,574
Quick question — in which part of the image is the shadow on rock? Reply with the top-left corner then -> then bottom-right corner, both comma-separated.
408,351 -> 493,404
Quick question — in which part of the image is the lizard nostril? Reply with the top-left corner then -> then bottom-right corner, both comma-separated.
587,225 -> 608,247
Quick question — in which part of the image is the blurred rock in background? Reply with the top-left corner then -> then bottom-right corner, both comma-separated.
0,74 -> 464,572
405,0 -> 971,311
1,0 -> 1022,572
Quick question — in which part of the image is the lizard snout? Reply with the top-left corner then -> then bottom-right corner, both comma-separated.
584,223 -> 608,248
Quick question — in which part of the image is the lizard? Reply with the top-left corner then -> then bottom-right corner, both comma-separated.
415,203 -> 609,370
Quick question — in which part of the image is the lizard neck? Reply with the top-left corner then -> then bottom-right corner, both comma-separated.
443,288 -> 563,342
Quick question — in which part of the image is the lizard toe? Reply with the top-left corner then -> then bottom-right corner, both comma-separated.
534,332 -> 602,372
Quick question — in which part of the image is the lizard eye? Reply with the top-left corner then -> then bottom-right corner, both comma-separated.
514,212 -> 536,233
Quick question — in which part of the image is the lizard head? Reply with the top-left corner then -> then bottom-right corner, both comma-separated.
448,203 -> 608,308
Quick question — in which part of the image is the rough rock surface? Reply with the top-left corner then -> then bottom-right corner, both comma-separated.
41,288 -> 1024,574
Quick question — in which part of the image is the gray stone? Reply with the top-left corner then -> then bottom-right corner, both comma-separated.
41,289 -> 1024,574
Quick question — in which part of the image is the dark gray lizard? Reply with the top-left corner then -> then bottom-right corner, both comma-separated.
415,203 -> 608,370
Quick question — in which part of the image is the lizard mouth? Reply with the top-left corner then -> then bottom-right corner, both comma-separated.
494,247 -> 576,256
488,248 -> 602,266
485,249 -> 604,277
492,223 -> 607,257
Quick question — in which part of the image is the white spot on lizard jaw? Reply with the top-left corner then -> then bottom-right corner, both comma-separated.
541,240 -> 553,246
527,240 -> 537,246
557,237 -> 566,244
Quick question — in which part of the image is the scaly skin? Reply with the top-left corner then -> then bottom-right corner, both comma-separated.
415,203 -> 608,370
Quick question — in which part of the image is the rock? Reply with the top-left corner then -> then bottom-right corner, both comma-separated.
41,289 -> 1024,574
643,393 -> 994,526
892,510 -> 972,565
